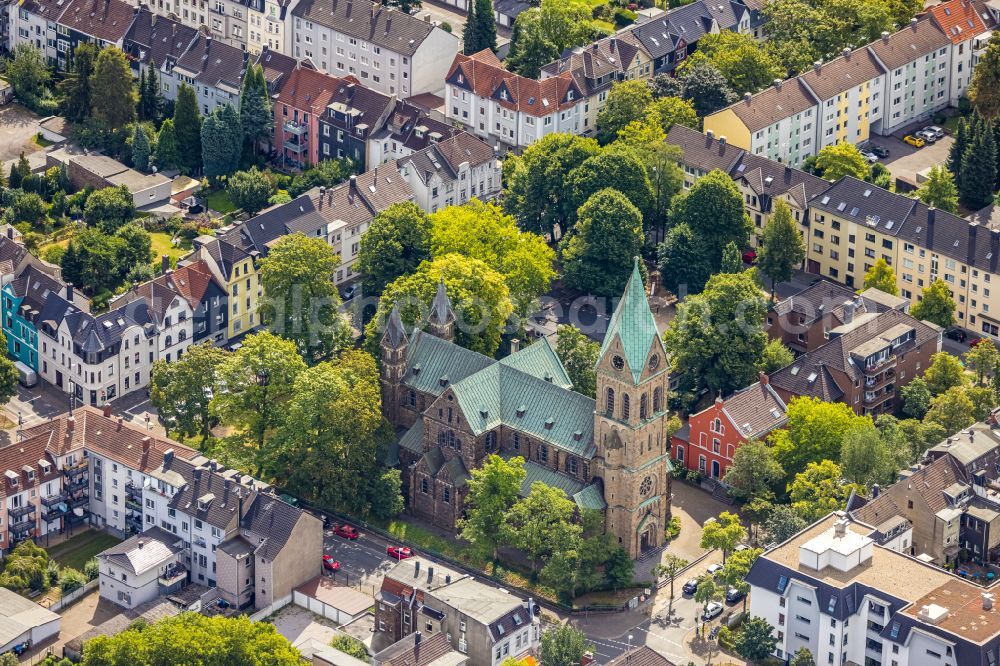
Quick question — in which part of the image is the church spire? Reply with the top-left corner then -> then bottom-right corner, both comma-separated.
427,279 -> 455,341
381,304 -> 408,349
597,258 -> 659,384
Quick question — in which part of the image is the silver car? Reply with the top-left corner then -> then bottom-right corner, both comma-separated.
923,125 -> 945,139
702,602 -> 724,621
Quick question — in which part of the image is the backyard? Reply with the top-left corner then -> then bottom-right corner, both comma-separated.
150,231 -> 192,268
48,530 -> 122,571
206,189 -> 237,214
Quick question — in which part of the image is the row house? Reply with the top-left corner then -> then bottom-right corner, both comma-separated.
396,131 -> 500,213
246,0 -> 295,54
110,268 -> 197,364
171,32 -> 248,115
287,0 -> 458,97
123,7 -> 200,104
7,0 -> 65,64
8,0 -> 135,69
539,34 -> 655,135
184,235 -> 261,340
444,49 -> 584,151
747,513 -> 1000,665
273,62 -> 340,169
221,166 -> 413,284
365,100 -> 462,166
705,2 -> 995,166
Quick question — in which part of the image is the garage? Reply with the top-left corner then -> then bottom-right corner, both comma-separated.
294,577 -> 373,625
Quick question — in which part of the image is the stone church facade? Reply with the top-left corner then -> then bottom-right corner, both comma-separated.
380,263 -> 672,558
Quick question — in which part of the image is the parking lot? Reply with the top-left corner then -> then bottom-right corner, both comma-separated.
322,520 -> 399,597
867,125 -> 953,187
0,104 -> 43,164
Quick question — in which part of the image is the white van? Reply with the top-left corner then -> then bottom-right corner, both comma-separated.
14,361 -> 36,388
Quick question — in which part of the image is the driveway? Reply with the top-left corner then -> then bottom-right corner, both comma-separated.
0,104 -> 43,164
45,589 -> 121,659
269,604 -> 344,652
867,130 -> 952,187
322,521 -> 398,599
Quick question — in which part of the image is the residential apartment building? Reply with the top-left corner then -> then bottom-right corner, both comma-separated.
373,632 -> 467,666
7,0 -> 65,64
19,407 -> 323,611
704,4 -> 996,165
318,79 -> 395,169
98,527 -> 188,609
396,131 -> 500,213
110,271 -> 196,364
288,0 -> 458,97
8,0 -> 135,69
748,512 -> 1000,665
366,100 -> 463,166
273,63 -> 340,169
171,32 -> 248,115
445,49 -> 584,151
374,557 -> 540,666
185,235 -> 261,340
672,374 -> 787,481
123,7 -> 199,104
246,0 -> 295,54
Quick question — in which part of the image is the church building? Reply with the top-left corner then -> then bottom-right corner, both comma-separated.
380,261 -> 672,558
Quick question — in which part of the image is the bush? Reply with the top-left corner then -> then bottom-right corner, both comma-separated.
666,516 -> 681,541
440,21 -> 452,32
329,635 -> 368,660
46,558 -> 60,587
58,567 -> 88,594
613,7 -> 638,25
84,558 -> 100,581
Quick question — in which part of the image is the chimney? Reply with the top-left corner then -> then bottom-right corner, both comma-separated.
414,561 -> 420,576
5,226 -> 11,239
142,436 -> 151,453
527,597 -> 535,618
706,129 -> 714,140
984,593 -> 994,611
927,207 -> 936,247
193,468 -> 202,482
843,299 -> 855,324
415,631 -> 422,646
911,16 -> 918,28
162,255 -> 170,273
834,518 -> 848,537
842,47 -> 851,58
102,404 -> 112,418
774,78 -> 782,90
510,338 -> 520,354
714,395 -> 724,406
427,566 -> 434,582
116,416 -> 123,431
969,221 -> 978,266
881,30 -> 890,42
163,448 -> 174,465
743,91 -> 752,102
581,652 -> 596,666
814,60 -> 822,72
759,371 -> 769,386
871,483 -> 880,498
993,229 -> 1000,273
67,415 -> 75,433
719,136 -> 727,145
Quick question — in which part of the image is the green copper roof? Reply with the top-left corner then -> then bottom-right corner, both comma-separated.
498,337 -> 572,389
573,483 -> 607,511
519,460 -> 585,498
399,420 -> 425,456
598,258 -> 660,384
402,331 -> 493,397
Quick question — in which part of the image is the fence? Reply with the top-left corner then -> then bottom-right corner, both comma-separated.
46,579 -> 98,612
248,593 -> 293,622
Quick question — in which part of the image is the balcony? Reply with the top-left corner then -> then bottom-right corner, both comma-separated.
863,387 -> 895,406
864,368 -> 895,390
65,511 -> 88,527
42,506 -> 65,523
863,354 -> 896,376
125,513 -> 142,535
65,476 -> 88,493
67,495 -> 89,510
283,120 -> 308,135
283,138 -> 307,153
8,504 -> 35,521
10,525 -> 34,545
40,493 -> 65,509
125,496 -> 142,512
159,563 -> 187,587
63,460 -> 88,478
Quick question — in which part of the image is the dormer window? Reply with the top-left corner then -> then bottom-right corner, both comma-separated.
500,89 -> 508,101
567,90 -> 574,100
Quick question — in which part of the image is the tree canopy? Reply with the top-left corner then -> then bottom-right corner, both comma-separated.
357,201 -> 432,296
770,397 -> 874,480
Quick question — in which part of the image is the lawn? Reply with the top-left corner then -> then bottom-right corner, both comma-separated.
32,133 -> 55,148
48,530 -> 122,571
206,189 -> 237,214
149,232 -> 192,269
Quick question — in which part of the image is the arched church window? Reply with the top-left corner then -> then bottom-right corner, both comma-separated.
653,387 -> 662,413
622,394 -> 630,420
640,394 -> 648,420
606,388 -> 615,416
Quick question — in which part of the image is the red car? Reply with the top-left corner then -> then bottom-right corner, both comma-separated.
742,250 -> 757,264
387,546 -> 414,560
335,525 -> 360,540
323,555 -> 340,572
971,337 -> 988,347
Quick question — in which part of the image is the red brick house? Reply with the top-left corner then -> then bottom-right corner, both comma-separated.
672,374 -> 788,481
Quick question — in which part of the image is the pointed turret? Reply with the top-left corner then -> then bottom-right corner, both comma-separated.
427,279 -> 455,341
380,305 -> 410,426
597,257 -> 659,384
382,305 -> 408,349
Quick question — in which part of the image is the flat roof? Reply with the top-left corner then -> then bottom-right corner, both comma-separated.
295,576 -> 373,616
430,576 -> 522,624
0,587 -> 59,647
107,169 -> 170,193
900,578 -> 1000,643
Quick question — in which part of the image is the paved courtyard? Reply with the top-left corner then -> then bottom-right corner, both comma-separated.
868,129 -> 953,187
0,104 -> 43,164
269,603 -> 344,652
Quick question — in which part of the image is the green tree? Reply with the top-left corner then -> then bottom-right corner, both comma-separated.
210,332 -> 307,475
839,426 -> 899,487
90,47 -> 136,141
555,324 -> 599,397
367,254 -> 513,356
138,62 -> 162,122
694,577 -> 721,615
649,73 -> 684,99
652,553 -> 689,607
271,351 -> 393,518
382,0 -> 421,11
505,482 -> 582,570
923,351 -> 969,395
116,223 -> 153,274
566,147 -> 654,226
765,503 -> 807,542
678,60 -> 736,116
682,31 -> 783,95
910,279 -> 957,328
560,188 -> 645,297
604,548 -> 634,591
770,396 -> 873,479
723,439 -> 784,502
58,43 -> 98,123
502,133 -> 600,239
155,119 -> 180,171
80,613 -> 299,665
721,547 -> 760,611
463,0 -> 497,54
357,201 -> 432,296
370,468 -> 405,520
791,647 -> 817,666
901,376 -> 933,419
949,118 -> 969,188
645,96 -> 698,133
150,343 -> 227,441
789,460 -> 861,522
227,167 -> 275,215
0,332 -> 18,407
734,616 -> 779,662
700,511 -> 747,564
459,454 -> 527,559
463,0 -> 481,54
916,165 -> 959,213
970,31 -> 1000,118
239,64 -> 273,155
925,385 -> 976,433
258,232 -> 349,361
201,104 -> 242,179
814,142 -> 870,181
664,271 -> 768,399
329,635 -> 368,661
4,44 -> 50,108
758,200 -> 805,301
720,241 -> 743,273
288,160 -> 350,196
504,9 -> 559,79
667,169 -> 751,274
862,258 -> 898,295
596,80 -> 654,144
430,200 -> 555,312
760,338 -> 794,373
539,625 -> 594,666
173,84 -> 203,173
657,223 -> 712,295
967,339 -> 1000,385
960,121 -> 997,210
131,123 -> 151,173
84,185 -> 135,234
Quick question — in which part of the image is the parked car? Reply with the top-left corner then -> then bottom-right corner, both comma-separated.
335,525 -> 360,540
387,546 -> 413,560
860,150 -> 879,163
903,135 -> 925,148
923,125 -> 945,139
340,283 -> 358,301
945,328 -> 968,342
870,145 -> 890,158
915,130 -> 938,143
971,337 -> 989,348
725,586 -> 746,603
682,578 -> 700,595
702,602 -> 724,621
706,563 -> 724,576
323,554 -> 340,572
734,544 -> 752,552
742,249 -> 757,264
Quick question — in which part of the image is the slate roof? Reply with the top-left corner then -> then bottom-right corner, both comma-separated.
377,100 -> 462,153
717,380 -> 788,440
666,124 -> 747,173
811,176 -> 917,237
398,132 -> 495,185
113,277 -> 185,326
292,0 -> 439,56
58,0 -> 135,43
174,33 -> 247,95
771,279 -> 888,326
325,79 -> 394,131
124,8 -> 198,69
255,46 -> 299,94
0,236 -> 28,269
159,456 -> 246,529
199,237 -> 253,279
241,491 -> 309,561
8,264 -> 68,319
539,37 -> 645,96
852,456 -> 966,526
373,631 -> 457,666
99,526 -> 185,575
599,258 -> 661,384
721,78 -> 818,133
